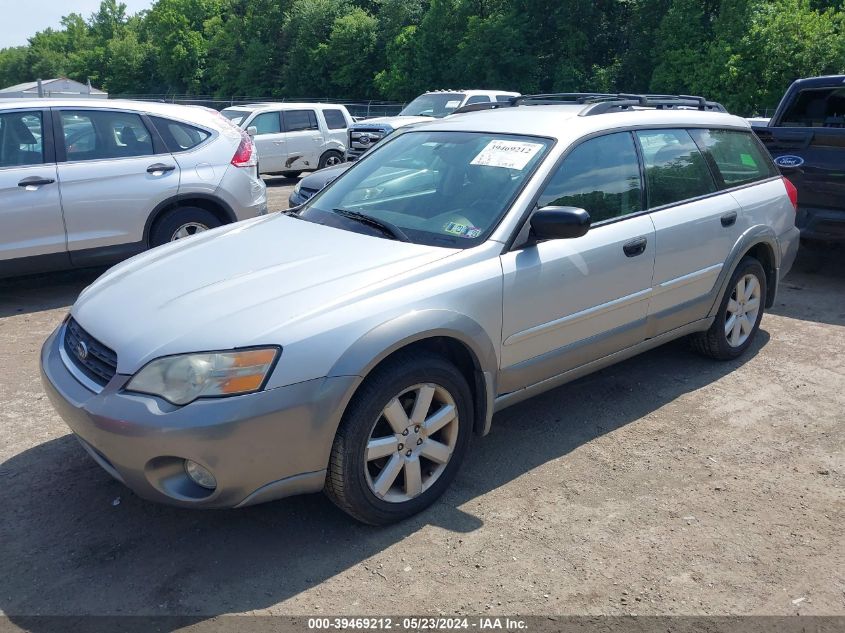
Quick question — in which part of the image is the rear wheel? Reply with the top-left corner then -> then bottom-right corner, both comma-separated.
325,351 -> 472,525
281,171 -> 302,179
150,207 -> 221,247
690,256 -> 766,360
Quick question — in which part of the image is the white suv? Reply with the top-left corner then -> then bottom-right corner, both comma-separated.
0,100 -> 267,278
346,89 -> 520,160
221,103 -> 353,177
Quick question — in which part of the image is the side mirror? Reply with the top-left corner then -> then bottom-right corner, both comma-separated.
246,126 -> 258,137
530,206 -> 591,241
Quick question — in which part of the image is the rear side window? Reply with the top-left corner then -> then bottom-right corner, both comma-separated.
537,132 -> 643,223
496,94 -> 515,103
636,129 -> 716,208
61,110 -> 154,161
150,117 -> 211,152
464,95 -> 491,106
690,129 -> 778,188
284,110 -> 319,132
0,111 -> 44,167
322,109 -> 347,129
250,112 -> 281,135
780,87 -> 845,127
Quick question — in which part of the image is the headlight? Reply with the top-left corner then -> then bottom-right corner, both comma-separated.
126,347 -> 280,405
293,180 -> 302,194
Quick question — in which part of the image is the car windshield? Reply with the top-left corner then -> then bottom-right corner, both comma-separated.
220,109 -> 249,125
298,131 -> 552,248
399,93 -> 466,118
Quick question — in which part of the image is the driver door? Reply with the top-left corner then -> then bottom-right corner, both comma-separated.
499,132 -> 656,393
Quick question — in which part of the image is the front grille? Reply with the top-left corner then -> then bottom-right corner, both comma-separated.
63,318 -> 118,386
348,128 -> 387,159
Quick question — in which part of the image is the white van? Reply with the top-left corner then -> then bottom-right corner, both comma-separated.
221,103 -> 353,177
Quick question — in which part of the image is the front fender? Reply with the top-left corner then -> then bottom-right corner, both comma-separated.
328,309 -> 499,435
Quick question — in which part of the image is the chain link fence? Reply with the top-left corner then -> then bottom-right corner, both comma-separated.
111,94 -> 407,120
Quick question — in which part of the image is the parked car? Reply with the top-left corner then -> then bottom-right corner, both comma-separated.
289,162 -> 350,207
221,103 -> 353,177
752,75 -> 845,245
345,90 -> 520,160
0,100 -> 267,278
42,94 -> 799,525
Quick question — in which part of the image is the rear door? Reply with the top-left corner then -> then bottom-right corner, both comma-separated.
320,108 -> 350,146
499,132 -> 656,393
0,108 -> 65,265
281,109 -> 322,170
55,108 -> 180,257
637,128 -> 740,334
248,111 -> 286,174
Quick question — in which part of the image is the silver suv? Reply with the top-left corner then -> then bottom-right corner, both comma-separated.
1,100 -> 267,277
41,94 -> 799,524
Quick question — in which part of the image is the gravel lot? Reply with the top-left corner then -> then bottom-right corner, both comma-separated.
0,198 -> 842,623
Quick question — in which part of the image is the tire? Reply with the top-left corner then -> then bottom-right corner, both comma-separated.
690,256 -> 767,360
318,150 -> 343,170
281,171 -> 302,179
150,207 -> 222,247
325,351 -> 473,525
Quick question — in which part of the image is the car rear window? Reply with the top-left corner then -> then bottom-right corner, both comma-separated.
150,117 -> 211,152
323,109 -> 347,129
779,87 -> 845,127
636,129 -> 717,208
690,128 -> 778,188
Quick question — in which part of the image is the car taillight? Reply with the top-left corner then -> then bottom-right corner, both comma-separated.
782,176 -> 798,212
231,130 -> 256,168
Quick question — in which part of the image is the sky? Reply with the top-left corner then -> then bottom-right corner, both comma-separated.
0,0 -> 154,49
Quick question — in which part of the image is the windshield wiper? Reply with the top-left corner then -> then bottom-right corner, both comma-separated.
330,208 -> 411,242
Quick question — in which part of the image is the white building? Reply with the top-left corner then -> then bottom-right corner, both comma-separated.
0,77 -> 107,99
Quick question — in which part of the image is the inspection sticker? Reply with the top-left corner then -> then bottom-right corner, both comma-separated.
470,140 -> 544,170
445,100 -> 461,109
444,222 -> 482,238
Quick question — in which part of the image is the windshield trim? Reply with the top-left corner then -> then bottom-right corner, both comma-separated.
298,129 -> 557,249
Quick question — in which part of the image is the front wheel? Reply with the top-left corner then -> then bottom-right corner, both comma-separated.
318,150 -> 343,170
690,256 -> 767,360
325,351 -> 472,525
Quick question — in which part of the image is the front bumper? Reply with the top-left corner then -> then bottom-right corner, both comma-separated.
796,206 -> 845,243
40,327 -> 357,508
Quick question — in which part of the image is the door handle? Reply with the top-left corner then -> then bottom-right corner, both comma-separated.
623,237 -> 648,258
18,176 -> 55,188
273,140 -> 285,145
146,163 -> 176,174
721,211 -> 738,227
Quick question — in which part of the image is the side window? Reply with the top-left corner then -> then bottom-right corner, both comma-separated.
61,110 -> 154,161
780,88 -> 845,127
464,95 -> 491,106
635,129 -> 716,208
251,112 -> 281,135
150,116 -> 211,152
537,132 -> 643,223
0,111 -> 44,167
323,109 -> 347,130
496,94 -> 515,103
284,110 -> 319,132
689,128 -> 778,188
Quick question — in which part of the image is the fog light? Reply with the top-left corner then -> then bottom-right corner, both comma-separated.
184,460 -> 217,490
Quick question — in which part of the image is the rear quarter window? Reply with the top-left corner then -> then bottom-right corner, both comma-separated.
150,116 -> 211,152
322,109 -> 348,129
689,128 -> 778,188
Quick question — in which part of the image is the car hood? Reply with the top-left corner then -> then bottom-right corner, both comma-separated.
351,116 -> 433,129
72,214 -> 458,374
299,162 -> 350,189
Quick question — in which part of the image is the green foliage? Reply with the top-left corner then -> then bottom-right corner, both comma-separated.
0,0 -> 843,115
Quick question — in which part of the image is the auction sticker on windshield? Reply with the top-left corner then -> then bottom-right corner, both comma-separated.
471,140 -> 544,170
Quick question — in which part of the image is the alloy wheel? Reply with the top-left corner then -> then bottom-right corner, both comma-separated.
364,383 -> 459,503
725,273 -> 761,347
170,222 -> 209,241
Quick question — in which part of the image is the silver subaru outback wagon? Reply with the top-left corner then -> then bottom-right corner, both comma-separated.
41,94 -> 800,524
0,100 -> 267,278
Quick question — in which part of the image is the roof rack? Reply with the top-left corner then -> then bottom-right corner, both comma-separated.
450,93 -> 727,116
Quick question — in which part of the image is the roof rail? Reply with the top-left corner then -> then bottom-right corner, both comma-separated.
452,92 -> 727,116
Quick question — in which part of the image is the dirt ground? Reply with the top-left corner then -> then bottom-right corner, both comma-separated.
0,198 -> 842,623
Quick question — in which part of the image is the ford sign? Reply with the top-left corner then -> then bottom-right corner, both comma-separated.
774,155 -> 805,168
